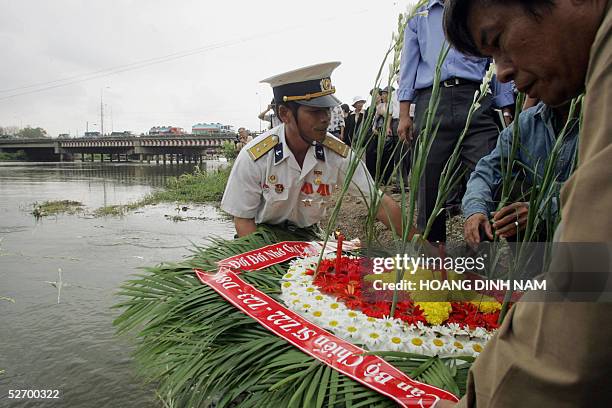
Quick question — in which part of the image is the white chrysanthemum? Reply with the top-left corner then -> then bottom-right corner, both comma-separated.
307,308 -> 328,324
341,309 -> 363,322
324,317 -> 342,331
385,334 -> 409,352
451,339 -> 467,353
298,302 -> 314,312
467,341 -> 485,357
360,327 -> 386,349
471,327 -> 489,340
326,301 -> 347,315
281,255 -> 499,357
428,336 -> 452,356
406,333 -> 429,353
338,324 -> 360,340
374,316 -> 402,332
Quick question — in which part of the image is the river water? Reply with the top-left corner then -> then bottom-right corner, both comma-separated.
0,162 -> 234,407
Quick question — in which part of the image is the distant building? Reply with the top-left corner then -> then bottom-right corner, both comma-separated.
192,123 -> 233,135
57,133 -> 70,139
84,131 -> 101,138
109,131 -> 135,138
149,126 -> 185,135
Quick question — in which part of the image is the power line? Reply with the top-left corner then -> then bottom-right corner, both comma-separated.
0,9 -> 370,102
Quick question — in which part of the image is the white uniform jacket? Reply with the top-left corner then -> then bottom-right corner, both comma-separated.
221,124 -> 376,227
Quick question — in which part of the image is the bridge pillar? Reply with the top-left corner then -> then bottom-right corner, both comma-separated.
181,154 -> 186,164
139,154 -> 144,163
155,155 -> 159,164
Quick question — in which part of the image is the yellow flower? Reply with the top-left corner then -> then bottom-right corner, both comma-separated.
472,301 -> 502,314
472,343 -> 483,353
411,337 -> 423,346
415,302 -> 452,325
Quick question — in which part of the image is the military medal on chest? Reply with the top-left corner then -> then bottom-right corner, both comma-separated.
275,184 -> 284,194
268,175 -> 277,184
313,169 -> 323,185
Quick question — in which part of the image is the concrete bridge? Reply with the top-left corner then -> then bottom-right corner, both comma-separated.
0,133 -> 237,162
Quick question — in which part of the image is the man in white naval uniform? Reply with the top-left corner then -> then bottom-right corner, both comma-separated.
221,62 -> 412,238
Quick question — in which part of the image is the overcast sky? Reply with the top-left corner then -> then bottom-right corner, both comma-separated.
0,1 -> 406,137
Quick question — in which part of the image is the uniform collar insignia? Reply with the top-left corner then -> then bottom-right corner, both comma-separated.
315,144 -> 326,161
274,143 -> 284,164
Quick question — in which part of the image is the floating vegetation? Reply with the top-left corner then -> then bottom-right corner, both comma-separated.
93,204 -> 131,217
0,296 -> 15,303
31,200 -> 84,218
145,166 -> 231,204
92,166 -> 231,218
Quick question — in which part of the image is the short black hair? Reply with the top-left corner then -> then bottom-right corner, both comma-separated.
341,104 -> 350,114
276,100 -> 300,122
443,0 -> 556,57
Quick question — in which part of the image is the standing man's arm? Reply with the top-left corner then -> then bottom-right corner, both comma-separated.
257,104 -> 272,122
492,78 -> 516,126
398,17 -> 419,141
399,101 -> 413,140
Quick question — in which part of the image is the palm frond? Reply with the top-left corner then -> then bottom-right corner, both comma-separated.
114,225 -> 471,407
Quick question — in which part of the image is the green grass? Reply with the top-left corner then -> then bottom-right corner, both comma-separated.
0,150 -> 27,161
31,200 -> 84,217
146,165 -> 231,204
92,166 -> 231,217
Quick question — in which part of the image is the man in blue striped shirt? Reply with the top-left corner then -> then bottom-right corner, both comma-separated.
398,0 -> 515,243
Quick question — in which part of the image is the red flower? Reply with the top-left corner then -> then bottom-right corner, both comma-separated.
308,256 -> 499,332
362,301 -> 391,318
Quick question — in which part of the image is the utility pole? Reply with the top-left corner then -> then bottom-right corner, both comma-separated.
100,89 -> 104,137
100,86 -> 110,136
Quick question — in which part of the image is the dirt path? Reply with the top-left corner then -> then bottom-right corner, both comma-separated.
321,189 -> 465,245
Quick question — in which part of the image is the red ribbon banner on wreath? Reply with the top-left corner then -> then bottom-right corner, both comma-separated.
194,241 -> 458,407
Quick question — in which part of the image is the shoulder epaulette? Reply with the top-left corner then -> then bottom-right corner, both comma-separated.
322,135 -> 350,158
247,134 -> 279,161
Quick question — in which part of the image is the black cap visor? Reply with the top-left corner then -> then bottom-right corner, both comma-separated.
295,94 -> 341,108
